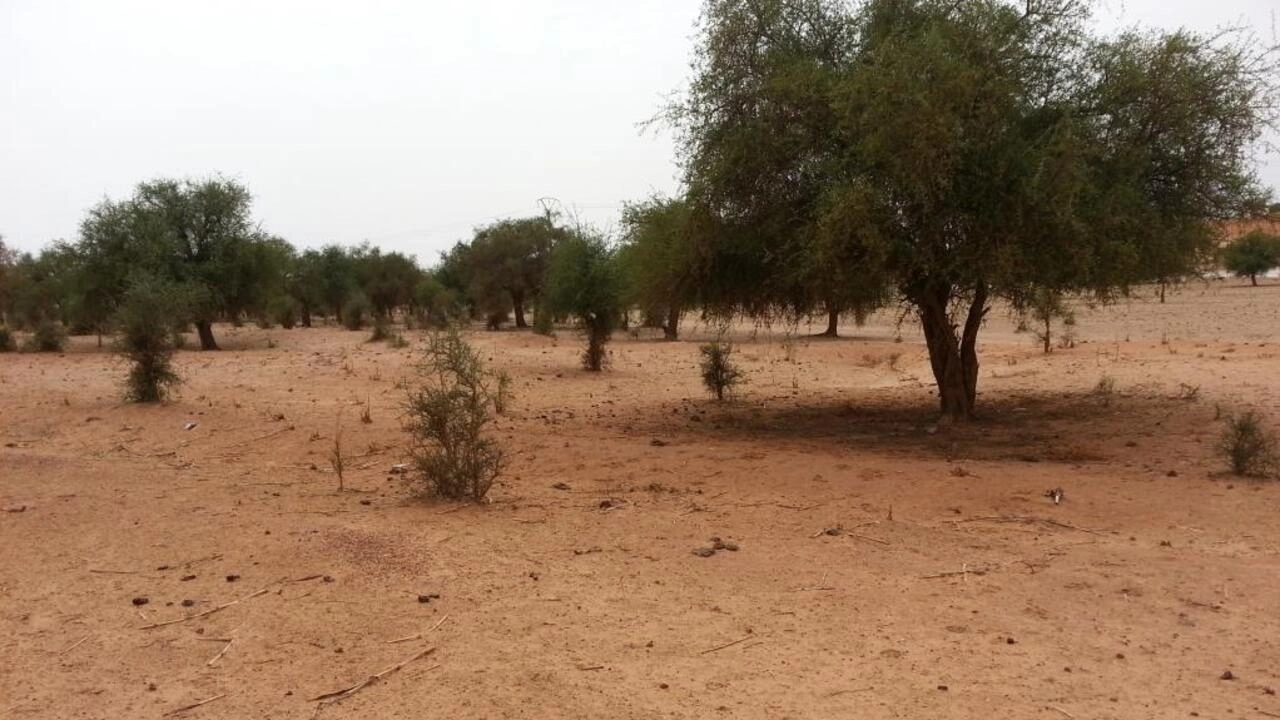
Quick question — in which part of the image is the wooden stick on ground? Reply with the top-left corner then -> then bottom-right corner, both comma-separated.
139,588 -> 269,630
700,634 -> 754,655
309,647 -> 438,706
921,566 -> 991,580
164,693 -> 226,717
1046,705 -> 1076,719
58,636 -> 90,656
207,639 -> 233,666
950,515 -> 1101,535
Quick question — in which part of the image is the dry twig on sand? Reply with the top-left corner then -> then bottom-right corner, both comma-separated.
164,693 -> 226,717
948,515 -> 1101,535
139,588 -> 269,630
700,634 -> 754,655
58,636 -> 90,656
309,646 -> 438,708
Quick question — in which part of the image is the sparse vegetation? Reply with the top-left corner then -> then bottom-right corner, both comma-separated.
1016,290 -> 1076,353
1093,375 -> 1117,406
0,325 -> 14,352
699,339 -> 744,400
1218,411 -> 1277,478
25,319 -> 66,352
402,328 -> 507,501
329,416 -> 347,492
115,280 -> 183,403
342,292 -> 372,331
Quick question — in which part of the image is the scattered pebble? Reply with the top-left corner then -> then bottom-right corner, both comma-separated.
1220,670 -> 1235,681
552,482 -> 571,491
225,574 -> 241,583
181,599 -> 195,608
417,593 -> 441,604
180,574 -> 197,582
131,597 -> 149,606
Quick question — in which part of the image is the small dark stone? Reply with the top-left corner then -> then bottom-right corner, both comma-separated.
147,682 -> 157,691
180,574 -> 197,582
1115,652 -> 1125,659
323,575 -> 334,583
225,574 -> 241,582
552,482 -> 571,491
360,499 -> 372,506
1220,670 -> 1235,681
335,648 -> 343,654
1166,470 -> 1178,477
1006,637 -> 1016,645
599,499 -> 614,509
937,685 -> 949,691
156,565 -> 171,571
1263,686 -> 1275,696
659,683 -> 669,689
417,593 -> 440,603
131,597 -> 149,606
650,438 -> 668,447
182,599 -> 195,607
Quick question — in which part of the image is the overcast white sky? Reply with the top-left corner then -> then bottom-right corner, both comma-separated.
2,0 -> 1277,261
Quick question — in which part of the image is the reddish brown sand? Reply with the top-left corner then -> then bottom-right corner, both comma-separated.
2,279 -> 1278,719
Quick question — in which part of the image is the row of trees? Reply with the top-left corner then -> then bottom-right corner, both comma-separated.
0,179 -> 458,350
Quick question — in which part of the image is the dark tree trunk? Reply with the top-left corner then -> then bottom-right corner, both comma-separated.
820,308 -> 840,337
301,307 -> 312,328
663,306 -> 681,340
1159,282 -> 1167,303
1251,274 -> 1258,287
196,321 -> 219,351
916,282 -> 987,421
512,290 -> 527,328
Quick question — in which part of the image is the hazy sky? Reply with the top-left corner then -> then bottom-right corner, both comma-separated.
2,0 -> 1277,261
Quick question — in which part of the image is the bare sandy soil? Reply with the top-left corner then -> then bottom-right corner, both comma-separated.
2,279 -> 1279,719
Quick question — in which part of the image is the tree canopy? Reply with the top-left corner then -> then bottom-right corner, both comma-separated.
1222,230 -> 1280,285
671,0 -> 1276,419
617,196 -> 699,339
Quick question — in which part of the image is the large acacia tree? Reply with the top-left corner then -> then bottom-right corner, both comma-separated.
465,216 -> 563,328
79,177 -> 281,350
672,0 -> 1275,419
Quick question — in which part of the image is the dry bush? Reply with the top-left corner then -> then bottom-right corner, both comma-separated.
0,325 -> 14,352
402,328 -> 507,501
1218,411 -> 1277,478
699,340 -> 744,401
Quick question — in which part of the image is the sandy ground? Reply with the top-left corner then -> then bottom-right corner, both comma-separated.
2,279 -> 1279,719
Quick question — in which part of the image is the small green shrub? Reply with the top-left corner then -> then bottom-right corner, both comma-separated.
0,325 -> 14,352
25,319 -> 67,352
269,296 -> 299,329
1218,411 -> 1277,478
369,315 -> 392,342
699,340 -> 744,400
342,293 -> 372,331
403,328 -> 507,502
115,281 -> 182,403
532,306 -> 555,337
